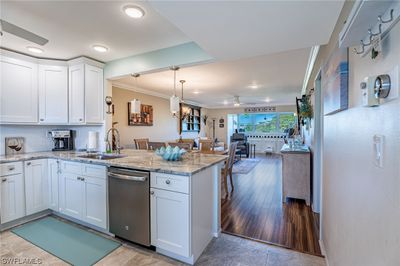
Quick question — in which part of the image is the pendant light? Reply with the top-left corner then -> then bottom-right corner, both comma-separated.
170,66 -> 180,117
180,80 -> 186,103
130,73 -> 141,114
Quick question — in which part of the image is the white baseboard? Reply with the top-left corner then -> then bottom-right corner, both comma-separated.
319,239 -> 330,266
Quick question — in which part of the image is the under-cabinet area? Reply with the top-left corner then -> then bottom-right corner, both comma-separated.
0,153 -> 222,265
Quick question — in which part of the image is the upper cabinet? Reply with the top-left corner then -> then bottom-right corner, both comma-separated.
0,56 -> 38,123
69,64 -> 86,124
84,64 -> 104,124
0,50 -> 104,125
39,64 -> 68,124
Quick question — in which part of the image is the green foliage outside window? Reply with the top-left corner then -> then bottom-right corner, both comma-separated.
237,112 -> 295,133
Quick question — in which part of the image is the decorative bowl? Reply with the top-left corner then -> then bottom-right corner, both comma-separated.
155,146 -> 187,161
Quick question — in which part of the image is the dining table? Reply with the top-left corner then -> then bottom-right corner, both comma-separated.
192,149 -> 229,155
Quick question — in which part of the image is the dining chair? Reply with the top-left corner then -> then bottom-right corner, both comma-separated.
148,141 -> 166,150
199,139 -> 214,151
134,138 -> 149,150
222,142 -> 238,197
168,142 -> 192,150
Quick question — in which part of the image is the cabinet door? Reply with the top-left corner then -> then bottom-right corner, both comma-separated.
0,56 -> 38,123
85,64 -> 103,124
61,172 -> 84,220
0,173 -> 25,223
38,65 -> 68,124
151,188 -> 190,257
82,176 -> 107,229
68,64 -> 85,124
24,160 -> 48,215
47,159 -> 59,212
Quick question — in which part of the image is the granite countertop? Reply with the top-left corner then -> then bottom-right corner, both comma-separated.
280,144 -> 310,154
0,149 -> 227,176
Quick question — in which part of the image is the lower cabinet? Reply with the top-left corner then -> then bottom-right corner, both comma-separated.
47,159 -> 59,212
24,160 -> 48,215
150,187 -> 190,257
0,162 -> 25,223
59,162 -> 107,229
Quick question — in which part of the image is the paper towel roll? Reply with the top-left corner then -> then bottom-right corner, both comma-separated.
88,131 -> 99,151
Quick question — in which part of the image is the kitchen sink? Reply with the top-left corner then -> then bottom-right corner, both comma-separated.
78,154 -> 127,160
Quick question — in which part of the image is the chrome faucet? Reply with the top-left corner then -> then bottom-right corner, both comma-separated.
105,127 -> 121,154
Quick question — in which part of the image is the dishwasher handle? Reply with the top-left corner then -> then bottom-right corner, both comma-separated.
108,172 -> 147,182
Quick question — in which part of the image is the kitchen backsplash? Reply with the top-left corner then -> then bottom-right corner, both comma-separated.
0,125 -> 104,155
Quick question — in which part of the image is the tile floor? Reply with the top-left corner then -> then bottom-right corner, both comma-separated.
0,224 -> 325,266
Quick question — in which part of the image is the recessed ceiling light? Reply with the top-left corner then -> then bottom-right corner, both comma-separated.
27,46 -> 43,54
223,100 -> 228,105
249,84 -> 258,89
193,91 -> 201,94
123,5 -> 145,18
265,97 -> 271,103
92,45 -> 108,53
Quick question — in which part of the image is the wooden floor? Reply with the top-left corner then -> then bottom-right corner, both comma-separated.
221,154 -> 322,256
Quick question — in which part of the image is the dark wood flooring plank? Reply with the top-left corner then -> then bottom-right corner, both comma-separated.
221,154 -> 322,256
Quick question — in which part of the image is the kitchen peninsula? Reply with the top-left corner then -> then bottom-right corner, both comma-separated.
0,150 -> 226,264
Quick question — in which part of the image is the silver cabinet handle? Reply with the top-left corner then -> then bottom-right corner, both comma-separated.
108,173 -> 147,182
79,118 -> 83,121
81,177 -> 85,182
165,179 -> 171,185
1,178 -> 7,182
8,166 -> 15,171
150,191 -> 154,195
40,118 -> 44,121
77,176 -> 81,181
26,162 -> 31,166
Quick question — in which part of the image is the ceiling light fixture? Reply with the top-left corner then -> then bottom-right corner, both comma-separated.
249,84 -> 258,89
193,91 -> 200,94
223,100 -> 228,105
180,80 -> 186,103
92,45 -> 108,53
130,73 -> 141,114
234,96 -> 241,107
123,5 -> 145,18
27,46 -> 43,54
170,66 -> 180,118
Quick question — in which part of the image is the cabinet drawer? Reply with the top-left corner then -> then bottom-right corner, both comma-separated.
83,164 -> 106,179
61,161 -> 82,175
0,162 -> 23,176
151,172 -> 189,194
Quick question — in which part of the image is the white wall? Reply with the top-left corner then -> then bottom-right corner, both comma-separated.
306,2 -> 400,265
0,125 -> 104,155
112,87 -> 206,148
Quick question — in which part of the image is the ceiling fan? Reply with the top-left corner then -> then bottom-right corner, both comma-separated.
232,95 -> 258,107
0,19 -> 48,45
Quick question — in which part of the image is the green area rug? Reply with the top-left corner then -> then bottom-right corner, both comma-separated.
12,216 -> 120,266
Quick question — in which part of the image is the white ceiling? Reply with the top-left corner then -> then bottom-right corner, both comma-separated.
150,0 -> 344,60
113,48 -> 310,108
0,1 -> 190,61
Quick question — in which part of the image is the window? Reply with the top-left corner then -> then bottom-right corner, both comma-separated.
236,112 -> 296,134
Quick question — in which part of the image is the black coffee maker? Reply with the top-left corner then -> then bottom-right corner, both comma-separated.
50,130 -> 74,151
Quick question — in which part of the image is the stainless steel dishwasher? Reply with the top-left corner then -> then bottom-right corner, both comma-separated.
108,167 -> 150,246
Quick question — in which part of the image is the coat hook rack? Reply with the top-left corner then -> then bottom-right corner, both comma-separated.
378,9 -> 394,24
368,24 -> 382,37
354,41 -> 365,55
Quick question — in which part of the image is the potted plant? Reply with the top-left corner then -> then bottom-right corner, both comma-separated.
299,95 -> 313,128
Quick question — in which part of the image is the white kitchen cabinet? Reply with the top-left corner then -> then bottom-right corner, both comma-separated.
0,56 -> 38,123
68,64 -> 85,124
150,188 -> 190,257
85,64 -> 104,124
60,172 -> 84,220
38,65 -> 68,124
82,175 -> 107,228
59,161 -> 107,229
0,162 -> 25,224
47,159 -> 59,212
24,160 -> 48,215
